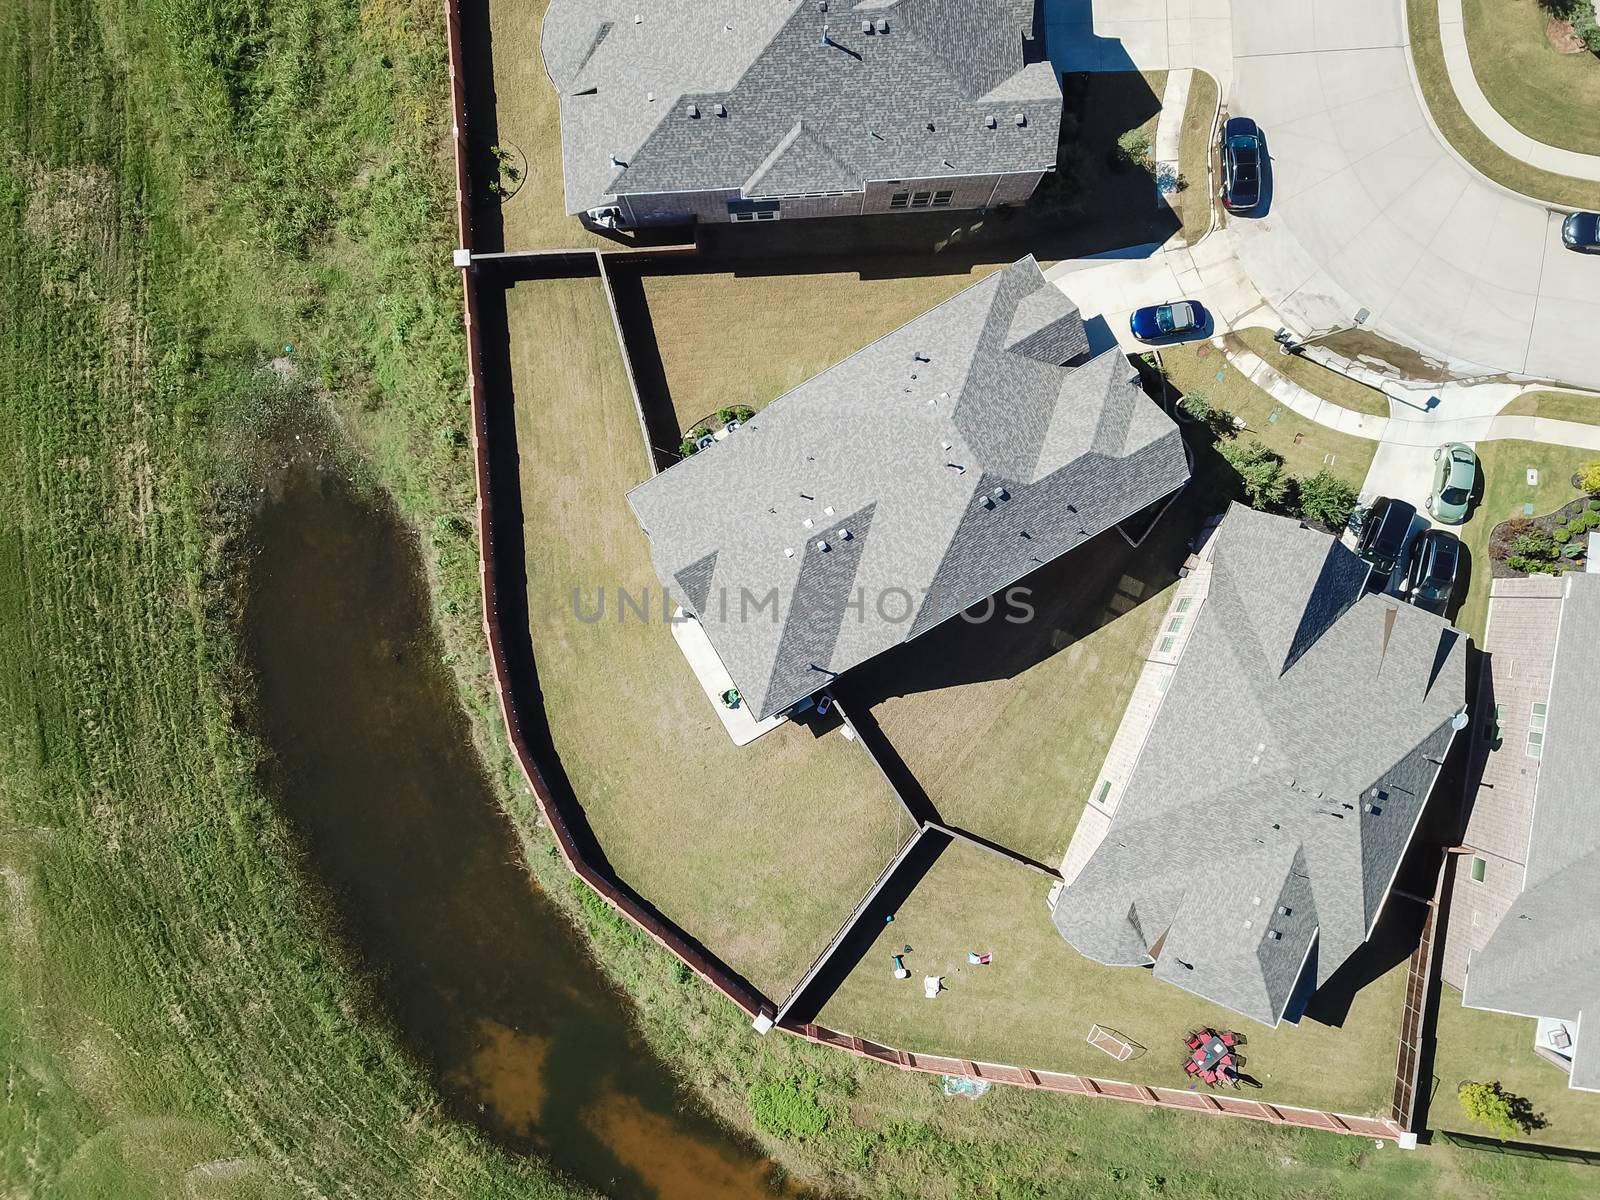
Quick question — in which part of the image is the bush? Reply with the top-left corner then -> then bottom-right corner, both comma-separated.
1579,460 -> 1600,494
1583,509 -> 1600,532
1589,498 -> 1600,511
1458,1080 -> 1544,1137
1512,530 -> 1559,561
1220,439 -> 1288,510
677,438 -> 698,457
1180,390 -> 1237,439
1555,514 -> 1568,526
1117,128 -> 1153,168
1490,517 -> 1536,559
1507,554 -> 1565,576
716,407 -> 737,424
747,1073 -> 832,1140
1554,527 -> 1571,544
1296,469 -> 1359,529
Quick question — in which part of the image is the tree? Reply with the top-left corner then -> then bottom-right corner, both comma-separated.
1219,439 -> 1288,510
1296,469 -> 1359,529
1579,459 -> 1600,494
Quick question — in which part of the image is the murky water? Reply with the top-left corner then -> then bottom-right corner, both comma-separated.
242,458 -> 792,1199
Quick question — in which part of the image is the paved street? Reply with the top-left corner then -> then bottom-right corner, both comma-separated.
1227,0 -> 1600,391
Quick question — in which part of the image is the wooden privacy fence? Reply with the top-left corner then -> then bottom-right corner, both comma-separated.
444,0 -> 1404,1143
1392,852 -> 1449,1131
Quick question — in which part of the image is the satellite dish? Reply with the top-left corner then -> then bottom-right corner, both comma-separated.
1451,709 -> 1470,731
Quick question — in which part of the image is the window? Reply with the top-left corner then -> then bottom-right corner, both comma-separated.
910,191 -> 932,207
1095,781 -> 1111,806
728,199 -> 780,222
1528,701 -> 1547,758
1167,616 -> 1184,633
931,189 -> 953,206
889,191 -> 910,208
1175,597 -> 1194,614
1158,635 -> 1177,653
1470,856 -> 1486,883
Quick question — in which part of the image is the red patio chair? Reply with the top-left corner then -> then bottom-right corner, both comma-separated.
1184,1060 -> 1199,1076
1219,1031 -> 1236,1047
1201,1069 -> 1217,1085
1185,1032 -> 1203,1050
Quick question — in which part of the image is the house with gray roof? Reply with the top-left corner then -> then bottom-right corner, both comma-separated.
626,256 -> 1189,723
1461,573 -> 1600,1092
541,0 -> 1061,227
1052,506 -> 1469,1026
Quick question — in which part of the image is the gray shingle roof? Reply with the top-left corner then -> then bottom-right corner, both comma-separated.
1463,574 -> 1600,1090
626,257 -> 1189,720
1053,506 -> 1469,1026
542,0 -> 1060,214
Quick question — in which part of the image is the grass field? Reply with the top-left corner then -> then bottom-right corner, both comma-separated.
1161,343 -> 1379,486
1449,440 -> 1593,641
1179,70 -> 1220,244
507,276 -> 915,1000
1432,985 -> 1600,1150
1500,390 -> 1600,424
1409,0 -> 1600,208
1462,0 -> 1600,156
639,266 -> 995,433
820,839 -> 1407,1117
1232,330 -> 1393,420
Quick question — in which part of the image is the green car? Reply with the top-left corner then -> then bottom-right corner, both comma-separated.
1426,442 -> 1478,525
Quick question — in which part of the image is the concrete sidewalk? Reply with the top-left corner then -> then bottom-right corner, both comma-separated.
1437,0 -> 1600,184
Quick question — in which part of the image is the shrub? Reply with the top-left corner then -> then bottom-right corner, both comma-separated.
1555,513 -> 1568,526
733,405 -> 755,421
1220,439 -> 1288,509
716,407 -> 737,424
1579,460 -> 1600,494
1180,390 -> 1237,438
1583,509 -> 1600,532
1513,530 -> 1559,561
677,437 -> 698,457
1458,1080 -> 1544,1137
1507,554 -> 1565,576
1490,517 -> 1537,559
1589,498 -> 1600,511
747,1073 -> 832,1140
1296,469 -> 1359,529
1554,527 -> 1571,544
1117,128 -> 1153,168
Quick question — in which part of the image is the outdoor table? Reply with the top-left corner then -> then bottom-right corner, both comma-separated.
1192,1034 -> 1228,1072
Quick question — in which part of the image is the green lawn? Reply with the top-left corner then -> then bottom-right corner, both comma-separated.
1462,0 -> 1600,156
1232,330 -> 1393,419
1408,0 -> 1600,208
488,0 -> 619,251
1179,70 -> 1220,244
1499,390 -> 1600,425
1431,985 -> 1600,1150
1160,343 -> 1379,486
1449,440 -> 1594,641
508,276 -> 915,1000
818,839 -> 1408,1118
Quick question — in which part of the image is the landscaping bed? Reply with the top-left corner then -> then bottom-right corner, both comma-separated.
1485,491 -> 1600,578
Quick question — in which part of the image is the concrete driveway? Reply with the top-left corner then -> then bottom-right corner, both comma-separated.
1226,0 -> 1600,391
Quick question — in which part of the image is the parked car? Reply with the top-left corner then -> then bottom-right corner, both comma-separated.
1426,442 -> 1479,525
1405,528 -> 1461,616
1356,496 -> 1417,581
1220,117 -> 1264,213
1562,211 -> 1600,253
1130,300 -> 1209,341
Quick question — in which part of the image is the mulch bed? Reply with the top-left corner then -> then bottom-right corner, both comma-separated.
1487,493 -> 1600,578
1547,18 -> 1587,55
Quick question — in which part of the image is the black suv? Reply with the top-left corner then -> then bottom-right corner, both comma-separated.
1356,497 -> 1417,581
1405,528 -> 1461,616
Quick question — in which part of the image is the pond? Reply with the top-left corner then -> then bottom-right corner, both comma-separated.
242,454 -> 793,1199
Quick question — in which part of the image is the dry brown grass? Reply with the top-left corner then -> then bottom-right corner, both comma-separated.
508,275 -> 915,999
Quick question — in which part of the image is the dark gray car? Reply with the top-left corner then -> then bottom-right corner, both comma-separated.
1405,528 -> 1460,616
1356,497 -> 1417,580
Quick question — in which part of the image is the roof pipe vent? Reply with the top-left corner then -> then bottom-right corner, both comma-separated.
985,114 -> 997,129
861,19 -> 871,34
875,18 -> 888,33
687,103 -> 699,118
1014,112 -> 1027,127
715,102 -> 727,117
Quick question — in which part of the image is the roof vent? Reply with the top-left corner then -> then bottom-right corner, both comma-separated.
817,0 -> 826,8
861,18 -> 871,33
687,103 -> 700,118
875,18 -> 888,33
784,547 -> 795,558
647,91 -> 656,102
633,13 -> 641,22
992,486 -> 1009,501
1242,919 -> 1253,930
609,154 -> 626,167
715,102 -> 727,117
1014,112 -> 1027,127
980,496 -> 995,510
1277,905 -> 1291,916
802,518 -> 814,529
940,440 -> 952,451
837,528 -> 852,540
817,540 -> 831,552
985,114 -> 997,129
1266,929 -> 1282,941
823,505 -> 835,515
912,350 -> 929,362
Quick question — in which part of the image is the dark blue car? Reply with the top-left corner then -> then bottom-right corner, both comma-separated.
1221,117 -> 1264,213
1563,211 -> 1600,253
1130,300 -> 1209,342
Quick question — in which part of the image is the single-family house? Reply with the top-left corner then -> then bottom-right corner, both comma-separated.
1456,573 -> 1600,1091
625,256 -> 1190,723
1053,505 -> 1470,1026
541,0 -> 1061,227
